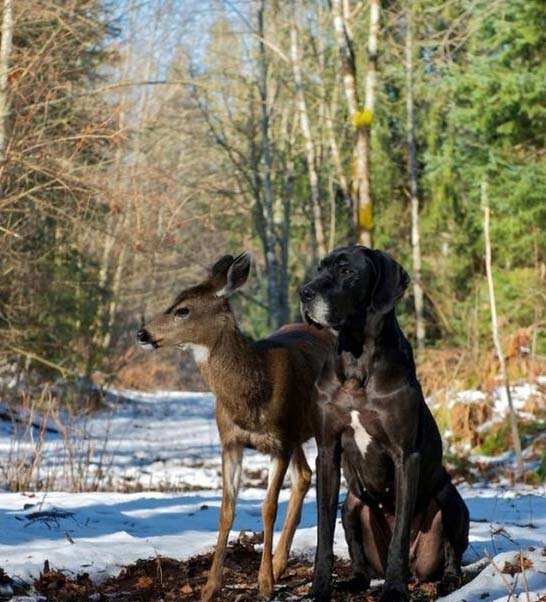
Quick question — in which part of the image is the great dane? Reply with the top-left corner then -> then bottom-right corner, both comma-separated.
300,245 -> 469,602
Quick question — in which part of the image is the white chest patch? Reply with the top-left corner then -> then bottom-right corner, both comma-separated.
182,344 -> 209,364
350,410 -> 372,458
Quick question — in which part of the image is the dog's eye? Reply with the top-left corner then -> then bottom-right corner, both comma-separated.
174,307 -> 190,319
340,267 -> 353,276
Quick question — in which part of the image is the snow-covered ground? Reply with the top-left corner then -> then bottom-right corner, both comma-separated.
0,389 -> 277,491
0,386 -> 545,601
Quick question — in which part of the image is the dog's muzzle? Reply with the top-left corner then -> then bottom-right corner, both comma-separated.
300,297 -> 330,330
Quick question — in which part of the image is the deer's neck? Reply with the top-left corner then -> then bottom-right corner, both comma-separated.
194,320 -> 267,419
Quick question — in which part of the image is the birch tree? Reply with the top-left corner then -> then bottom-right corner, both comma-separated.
257,0 -> 281,327
482,176 -> 524,478
0,0 -> 13,168
331,0 -> 379,247
405,0 -> 425,351
289,6 -> 327,256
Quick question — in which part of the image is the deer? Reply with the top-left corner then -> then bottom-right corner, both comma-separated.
136,252 -> 334,601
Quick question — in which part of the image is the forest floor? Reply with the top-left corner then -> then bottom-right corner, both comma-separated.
0,386 -> 545,601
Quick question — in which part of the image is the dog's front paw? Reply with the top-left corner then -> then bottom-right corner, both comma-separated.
379,584 -> 410,602
436,572 -> 462,597
336,573 -> 370,593
309,576 -> 332,601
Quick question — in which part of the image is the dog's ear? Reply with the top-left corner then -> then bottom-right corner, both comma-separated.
368,249 -> 409,314
215,251 -> 252,297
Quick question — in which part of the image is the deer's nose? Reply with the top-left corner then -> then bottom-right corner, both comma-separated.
300,285 -> 316,302
136,328 -> 152,343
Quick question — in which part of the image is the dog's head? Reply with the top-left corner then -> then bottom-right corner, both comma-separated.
299,246 -> 409,332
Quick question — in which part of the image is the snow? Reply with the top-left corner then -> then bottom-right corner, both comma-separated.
0,386 -> 545,601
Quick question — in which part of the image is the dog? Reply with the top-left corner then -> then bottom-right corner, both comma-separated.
300,245 -> 469,602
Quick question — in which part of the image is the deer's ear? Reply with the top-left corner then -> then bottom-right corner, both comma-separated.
216,251 -> 252,297
369,249 -> 409,314
210,254 -> 235,276
206,254 -> 234,291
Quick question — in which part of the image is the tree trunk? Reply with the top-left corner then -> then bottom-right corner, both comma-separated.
0,0 -> 14,168
331,0 -> 377,247
289,12 -> 326,256
257,0 -> 280,328
313,11 -> 349,247
405,1 -> 425,351
482,176 -> 524,479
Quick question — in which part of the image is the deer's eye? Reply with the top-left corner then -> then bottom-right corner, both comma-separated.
174,307 -> 190,320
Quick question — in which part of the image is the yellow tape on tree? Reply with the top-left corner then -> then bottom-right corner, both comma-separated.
353,109 -> 373,128
358,204 -> 374,230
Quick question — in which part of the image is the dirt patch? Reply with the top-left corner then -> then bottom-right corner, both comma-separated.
8,540 -> 450,602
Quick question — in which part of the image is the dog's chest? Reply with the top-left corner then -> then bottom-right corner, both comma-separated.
348,410 -> 373,457
332,380 -> 383,459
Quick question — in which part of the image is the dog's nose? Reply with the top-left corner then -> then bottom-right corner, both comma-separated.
300,285 -> 316,302
136,328 -> 151,343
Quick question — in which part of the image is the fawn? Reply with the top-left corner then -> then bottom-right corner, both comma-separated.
137,252 -> 333,600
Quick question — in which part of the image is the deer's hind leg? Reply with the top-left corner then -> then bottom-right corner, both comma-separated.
258,453 -> 290,597
272,446 -> 312,580
201,445 -> 243,602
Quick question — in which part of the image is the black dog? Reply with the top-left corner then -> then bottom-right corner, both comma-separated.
300,246 -> 469,602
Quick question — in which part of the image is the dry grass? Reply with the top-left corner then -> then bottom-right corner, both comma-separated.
417,347 -> 546,400
0,387 -> 115,492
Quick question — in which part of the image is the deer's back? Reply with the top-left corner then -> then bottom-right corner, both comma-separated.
252,324 -> 334,443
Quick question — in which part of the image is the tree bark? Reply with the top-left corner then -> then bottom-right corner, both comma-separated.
278,110 -> 295,325
289,11 -> 326,256
312,8 -> 349,247
405,1 -> 425,351
257,0 -> 280,328
0,0 -> 14,168
482,176 -> 524,479
331,0 -> 377,247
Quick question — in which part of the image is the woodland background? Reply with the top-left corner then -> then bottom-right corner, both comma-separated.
0,0 -> 544,395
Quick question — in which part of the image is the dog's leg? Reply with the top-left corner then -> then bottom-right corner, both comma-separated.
273,446 -> 312,580
435,477 -> 469,595
201,445 -> 243,602
380,452 -> 420,602
409,500 -> 444,582
341,492 -> 372,588
258,453 -> 290,597
310,430 -> 342,601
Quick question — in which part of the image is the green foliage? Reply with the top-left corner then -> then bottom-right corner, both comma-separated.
479,417 -> 544,456
369,0 -> 546,350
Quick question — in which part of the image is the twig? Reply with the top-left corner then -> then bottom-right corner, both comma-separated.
519,551 -> 531,602
8,346 -> 72,377
484,550 -> 518,601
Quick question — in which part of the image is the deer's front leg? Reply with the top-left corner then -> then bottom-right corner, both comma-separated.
273,446 -> 312,580
380,452 -> 420,602
201,445 -> 243,602
310,426 -> 342,601
258,453 -> 290,598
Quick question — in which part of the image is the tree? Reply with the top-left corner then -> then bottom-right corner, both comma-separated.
405,0 -> 425,351
482,177 -> 524,478
0,0 -> 13,167
290,4 -> 326,256
331,0 -> 379,247
0,0 -> 119,376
